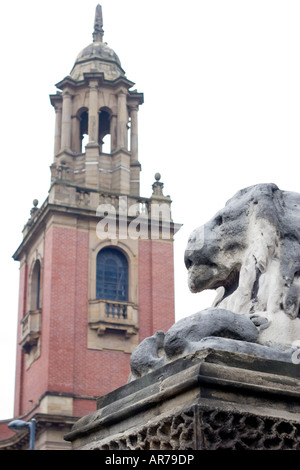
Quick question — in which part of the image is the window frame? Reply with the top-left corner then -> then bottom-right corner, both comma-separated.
96,247 -> 129,302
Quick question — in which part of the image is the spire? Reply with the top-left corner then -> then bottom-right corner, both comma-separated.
93,4 -> 104,43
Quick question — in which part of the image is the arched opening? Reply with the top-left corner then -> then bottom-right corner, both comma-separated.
98,109 -> 111,153
80,110 -> 89,153
30,260 -> 41,311
96,247 -> 128,302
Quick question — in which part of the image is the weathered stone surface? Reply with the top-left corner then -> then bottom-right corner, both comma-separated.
129,184 -> 300,381
164,309 -> 259,355
185,183 -> 300,345
129,308 -> 297,381
130,331 -> 165,379
65,349 -> 300,450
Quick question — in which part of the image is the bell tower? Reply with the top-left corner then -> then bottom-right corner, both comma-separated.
4,5 -> 181,450
50,4 -> 143,196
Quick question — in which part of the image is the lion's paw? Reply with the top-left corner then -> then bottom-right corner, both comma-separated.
249,314 -> 270,331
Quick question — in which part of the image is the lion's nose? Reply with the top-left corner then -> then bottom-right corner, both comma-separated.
184,250 -> 194,270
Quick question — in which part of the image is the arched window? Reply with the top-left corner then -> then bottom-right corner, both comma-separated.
96,248 -> 128,301
30,260 -> 41,311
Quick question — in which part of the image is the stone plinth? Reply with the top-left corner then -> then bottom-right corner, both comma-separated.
65,349 -> 300,450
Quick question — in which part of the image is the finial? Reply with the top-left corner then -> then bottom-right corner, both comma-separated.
93,4 -> 104,43
152,173 -> 164,197
29,199 -> 39,219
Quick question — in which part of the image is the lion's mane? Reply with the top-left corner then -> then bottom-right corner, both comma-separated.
185,183 -> 300,344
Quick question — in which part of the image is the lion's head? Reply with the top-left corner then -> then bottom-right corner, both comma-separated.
184,183 -> 300,345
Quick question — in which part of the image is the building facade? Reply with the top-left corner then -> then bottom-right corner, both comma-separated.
0,5 -> 180,450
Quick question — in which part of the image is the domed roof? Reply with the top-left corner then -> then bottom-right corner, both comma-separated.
70,41 -> 125,81
76,41 -> 122,67
70,5 -> 125,82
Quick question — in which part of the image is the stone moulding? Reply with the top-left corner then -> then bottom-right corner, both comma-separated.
64,349 -> 300,450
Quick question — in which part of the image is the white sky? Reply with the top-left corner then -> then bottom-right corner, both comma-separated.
0,0 -> 299,420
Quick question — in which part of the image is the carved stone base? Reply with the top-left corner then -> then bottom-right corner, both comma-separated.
65,349 -> 300,450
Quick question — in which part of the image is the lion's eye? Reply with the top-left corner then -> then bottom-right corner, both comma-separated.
226,243 -> 240,251
215,216 -> 223,226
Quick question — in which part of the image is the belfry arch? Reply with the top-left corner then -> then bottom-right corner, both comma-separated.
79,108 -> 89,153
98,107 -> 112,153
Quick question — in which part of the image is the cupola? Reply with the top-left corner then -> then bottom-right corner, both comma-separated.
70,5 -> 125,82
49,4 -> 144,196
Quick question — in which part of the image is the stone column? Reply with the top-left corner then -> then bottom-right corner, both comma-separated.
71,115 -> 81,153
61,90 -> 72,150
88,80 -> 99,144
53,102 -> 62,157
110,114 -> 117,152
117,90 -> 128,150
130,106 -> 138,161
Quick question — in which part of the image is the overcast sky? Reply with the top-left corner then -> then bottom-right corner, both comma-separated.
0,0 -> 299,420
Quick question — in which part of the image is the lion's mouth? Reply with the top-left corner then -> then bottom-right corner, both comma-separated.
187,261 -> 240,298
187,263 -> 219,293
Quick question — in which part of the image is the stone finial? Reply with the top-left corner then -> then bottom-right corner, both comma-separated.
152,173 -> 164,197
30,199 -> 39,217
93,4 -> 104,43
27,199 -> 39,226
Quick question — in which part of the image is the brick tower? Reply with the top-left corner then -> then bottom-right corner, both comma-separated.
0,5 -> 180,450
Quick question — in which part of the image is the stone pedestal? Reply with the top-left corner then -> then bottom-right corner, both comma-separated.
65,349 -> 300,450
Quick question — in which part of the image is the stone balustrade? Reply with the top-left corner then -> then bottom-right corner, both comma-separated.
88,299 -> 138,338
20,310 -> 42,353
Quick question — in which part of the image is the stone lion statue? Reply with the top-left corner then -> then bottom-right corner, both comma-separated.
185,183 -> 300,345
129,184 -> 300,381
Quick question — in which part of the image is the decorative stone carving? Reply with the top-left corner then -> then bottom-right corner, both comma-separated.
199,408 -> 300,450
129,184 -> 300,380
84,406 -> 300,451
98,408 -> 195,451
65,350 -> 300,450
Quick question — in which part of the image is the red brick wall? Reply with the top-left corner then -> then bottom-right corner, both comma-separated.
47,225 -> 76,394
138,240 -> 175,341
46,227 -> 131,400
151,240 -> 175,333
15,226 -> 133,417
14,227 -> 176,418
15,228 -> 53,415
137,240 -> 153,341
